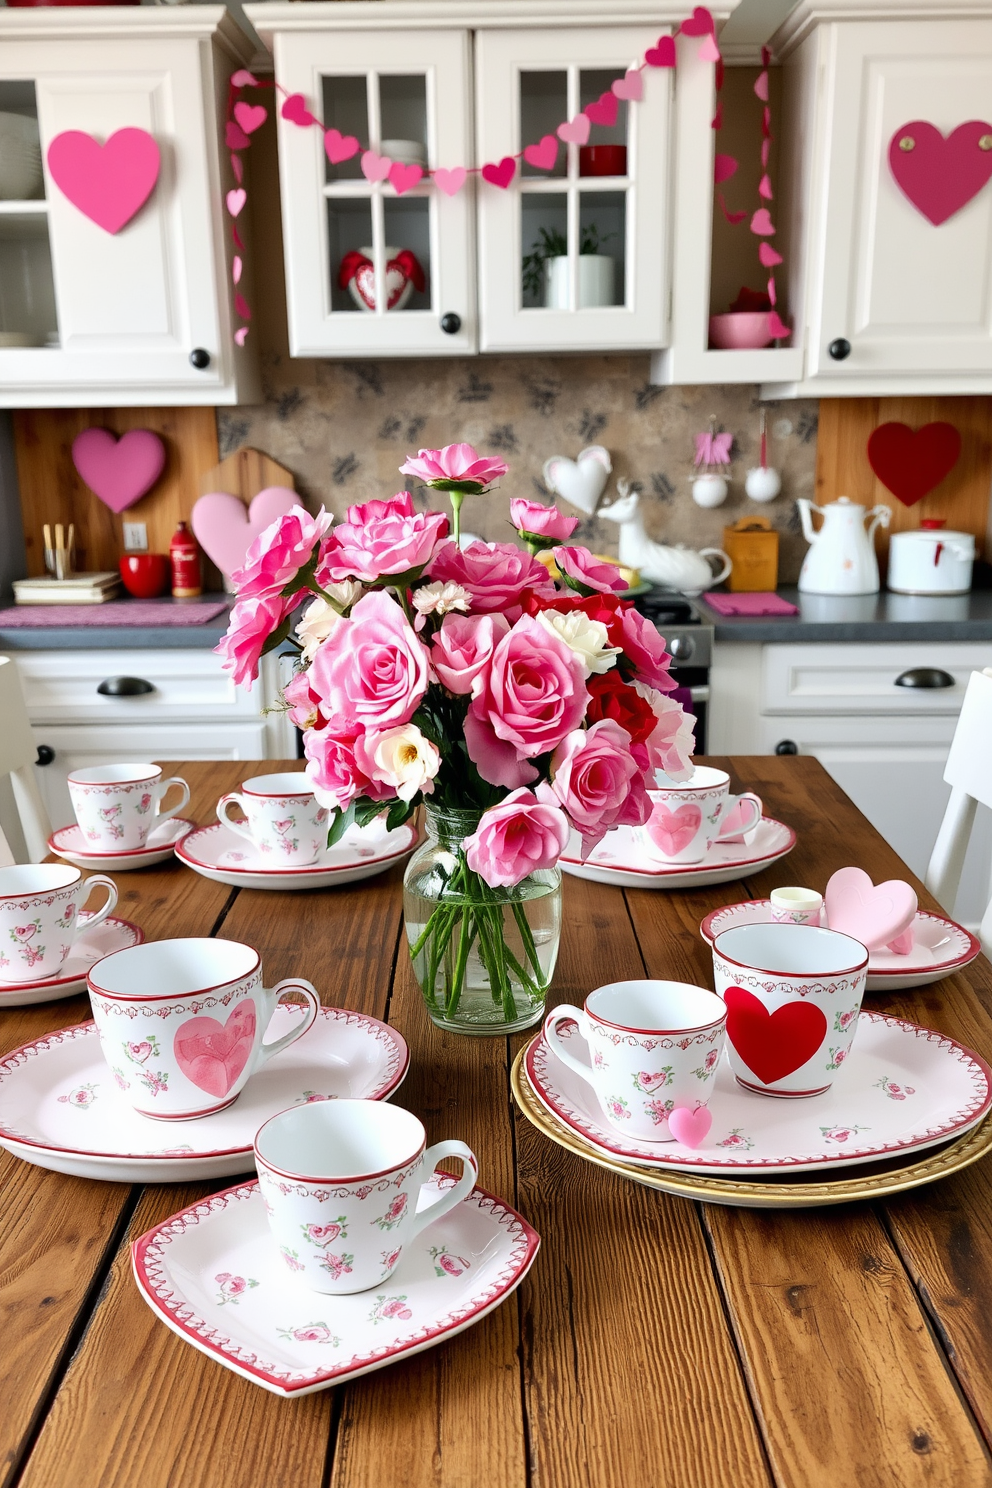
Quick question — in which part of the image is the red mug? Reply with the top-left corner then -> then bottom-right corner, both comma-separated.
120,554 -> 170,598
579,145 -> 627,177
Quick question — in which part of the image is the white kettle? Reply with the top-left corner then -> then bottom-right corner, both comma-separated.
797,496 -> 891,596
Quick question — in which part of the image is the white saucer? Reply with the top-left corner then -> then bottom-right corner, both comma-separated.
0,1006 -> 409,1182
132,1177 -> 539,1396
177,820 -> 420,891
49,818 -> 196,870
0,916 -> 144,1006
560,817 -> 796,889
699,900 -> 982,992
524,1014 -> 991,1175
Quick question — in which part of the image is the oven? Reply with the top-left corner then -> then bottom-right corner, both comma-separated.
632,591 -> 714,754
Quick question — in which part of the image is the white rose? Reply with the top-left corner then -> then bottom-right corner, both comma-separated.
360,724 -> 441,803
411,580 -> 472,618
535,609 -> 621,677
296,596 -> 346,662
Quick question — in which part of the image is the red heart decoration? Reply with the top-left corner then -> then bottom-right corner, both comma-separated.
174,1000 -> 257,1098
281,94 -> 317,128
867,422 -> 961,506
585,91 -> 619,129
225,121 -> 250,151
645,35 -> 677,68
482,156 -> 516,189
888,121 -> 992,226
680,6 -> 715,36
723,986 -> 827,1085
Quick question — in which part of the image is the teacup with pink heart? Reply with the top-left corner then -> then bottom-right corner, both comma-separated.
0,864 -> 118,984
69,763 -> 190,853
639,766 -> 762,865
217,772 -> 329,866
87,937 -> 319,1119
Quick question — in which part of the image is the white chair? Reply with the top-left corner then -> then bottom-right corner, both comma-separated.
925,668 -> 992,954
0,655 -> 52,863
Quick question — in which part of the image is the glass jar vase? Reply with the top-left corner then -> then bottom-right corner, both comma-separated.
403,805 -> 562,1035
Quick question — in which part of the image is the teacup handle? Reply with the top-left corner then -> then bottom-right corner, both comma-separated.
258,978 -> 321,1064
717,792 -> 763,839
155,776 -> 191,826
543,1005 -> 594,1084
217,793 -> 255,843
77,875 -> 118,935
410,1140 -> 479,1239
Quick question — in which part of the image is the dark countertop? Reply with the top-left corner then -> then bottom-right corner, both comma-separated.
699,586 -> 992,643
0,596 -> 233,650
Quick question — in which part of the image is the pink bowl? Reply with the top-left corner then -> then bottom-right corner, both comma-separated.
708,312 -> 773,350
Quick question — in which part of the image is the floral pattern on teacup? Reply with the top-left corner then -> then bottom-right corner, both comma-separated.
631,1068 -> 672,1093
319,1252 -> 354,1281
819,1124 -> 869,1144
215,1272 -> 259,1306
280,1247 -> 305,1273
302,1219 -> 349,1247
372,1193 -> 409,1231
368,1294 -> 412,1325
644,1096 -> 675,1127
125,1038 -> 158,1064
277,1322 -> 340,1345
138,1069 -> 170,1097
605,1095 -> 631,1122
833,1009 -> 858,1033
692,1049 -> 721,1080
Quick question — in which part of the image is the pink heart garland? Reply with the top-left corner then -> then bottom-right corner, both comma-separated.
233,101 -> 266,136
389,160 -> 424,195
758,173 -> 773,200
232,254 -> 243,285
523,135 -> 559,171
888,120 -> 992,226
758,241 -> 783,266
482,156 -> 516,188
231,69 -> 258,89
698,34 -> 721,62
281,94 -> 317,128
433,166 -> 467,196
174,1000 -> 257,1098
225,121 -> 250,151
645,35 -> 677,67
230,153 -> 243,185
754,70 -> 770,103
226,188 -> 247,218
612,70 -> 643,102
585,91 -> 618,129
647,803 -> 701,857
234,327 -> 249,347
325,129 -> 360,166
557,115 -> 591,146
234,292 -> 251,321
750,207 -> 775,235
72,428 -> 166,513
680,6 -> 715,36
824,867 -> 918,952
191,486 -> 299,578
361,149 -> 392,183
714,153 -> 738,183
667,1106 -> 713,1149
47,128 -> 160,236
767,311 -> 791,339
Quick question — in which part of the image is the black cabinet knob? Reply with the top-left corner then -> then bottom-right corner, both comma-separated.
189,347 -> 211,369
440,313 -> 461,335
97,676 -> 156,697
774,740 -> 799,756
828,338 -> 851,361
36,745 -> 55,766
895,667 -> 955,690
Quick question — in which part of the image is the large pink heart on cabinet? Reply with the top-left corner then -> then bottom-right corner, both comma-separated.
191,487 -> 298,580
888,121 -> 992,226
174,1000 -> 257,1098
824,866 -> 917,952
47,128 -> 160,235
72,428 -> 166,513
647,803 -> 701,857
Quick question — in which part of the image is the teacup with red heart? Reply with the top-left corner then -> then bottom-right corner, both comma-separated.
0,863 -> 118,984
639,766 -> 763,865
216,772 -> 329,866
543,979 -> 727,1142
711,923 -> 869,1098
87,938 -> 319,1119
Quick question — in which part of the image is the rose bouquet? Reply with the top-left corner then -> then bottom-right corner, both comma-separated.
217,442 -> 694,1033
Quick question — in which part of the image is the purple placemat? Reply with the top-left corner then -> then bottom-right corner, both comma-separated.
703,591 -> 799,617
0,599 -> 229,627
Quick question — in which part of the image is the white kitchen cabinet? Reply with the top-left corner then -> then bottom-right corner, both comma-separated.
0,7 -> 260,407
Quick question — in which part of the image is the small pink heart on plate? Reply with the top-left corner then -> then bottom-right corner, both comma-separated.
47,128 -> 160,236
281,94 -> 317,128
191,486 -> 299,579
233,101 -> 266,136
433,166 -> 467,196
750,207 -> 775,235
481,156 -> 517,188
557,115 -> 591,146
645,35 -> 677,67
585,91 -> 618,129
668,1106 -> 713,1149
647,803 -> 701,858
824,867 -> 918,952
523,135 -> 559,171
361,150 -> 392,183
389,161 -> 423,195
612,70 -> 643,103
72,428 -> 166,513
174,1000 -> 256,1098
325,129 -> 360,166
680,5 -> 715,36
226,188 -> 247,218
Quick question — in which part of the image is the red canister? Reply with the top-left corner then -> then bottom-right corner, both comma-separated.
170,521 -> 202,599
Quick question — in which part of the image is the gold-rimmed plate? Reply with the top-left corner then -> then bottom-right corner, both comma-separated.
511,1039 -> 992,1208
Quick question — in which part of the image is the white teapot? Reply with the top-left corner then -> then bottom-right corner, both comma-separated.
797,496 -> 891,596
598,486 -> 732,596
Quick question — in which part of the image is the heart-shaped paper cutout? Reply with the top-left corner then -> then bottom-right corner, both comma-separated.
225,121 -> 250,151
585,92 -> 618,129
543,445 -> 612,516
750,207 -> 775,235
758,241 -> 783,266
714,153 -> 738,184
680,6 -> 715,36
47,128 -> 160,235
612,71 -> 643,103
645,35 -> 677,67
723,987 -> 827,1085
481,156 -> 516,188
174,999 -> 256,1098
698,34 -> 721,62
361,150 -> 391,183
233,102 -> 266,136
667,1105 -> 713,1149
389,161 -> 423,195
226,188 -> 246,218
434,166 -> 467,196
72,428 -> 166,513
325,128 -> 360,165
824,866 -> 918,951
866,422 -> 961,506
524,135 -> 559,171
647,803 -> 702,857
888,121 -> 992,226
281,94 -> 316,128
191,486 -> 299,579
558,116 -> 591,146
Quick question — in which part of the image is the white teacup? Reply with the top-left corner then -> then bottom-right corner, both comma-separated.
217,772 -> 329,866
68,764 -> 190,852
254,1100 -> 478,1294
770,887 -> 823,925
87,937 -> 320,1119
0,864 -> 117,983
544,980 -> 728,1142
640,767 -> 762,865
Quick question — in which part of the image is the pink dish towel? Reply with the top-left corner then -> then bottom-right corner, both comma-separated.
703,592 -> 799,617
0,599 -> 229,627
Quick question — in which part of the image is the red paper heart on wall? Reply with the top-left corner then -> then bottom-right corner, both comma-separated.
888,121 -> 992,226
866,422 -> 961,506
723,986 -> 827,1084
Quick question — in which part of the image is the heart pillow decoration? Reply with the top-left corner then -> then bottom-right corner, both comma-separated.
866,421 -> 961,506
191,487 -> 300,579
47,128 -> 160,235
543,445 -> 613,517
72,428 -> 166,513
888,121 -> 992,226
824,866 -> 918,952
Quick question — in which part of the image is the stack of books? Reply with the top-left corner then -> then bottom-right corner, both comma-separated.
12,572 -> 123,605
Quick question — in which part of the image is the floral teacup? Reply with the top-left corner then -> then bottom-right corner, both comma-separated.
0,864 -> 117,983
69,764 -> 190,852
217,773 -> 329,866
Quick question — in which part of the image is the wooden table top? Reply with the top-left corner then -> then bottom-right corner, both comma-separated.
3,756 -> 992,1488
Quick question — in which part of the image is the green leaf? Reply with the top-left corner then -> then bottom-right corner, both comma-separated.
326,801 -> 356,846
354,797 -> 390,828
385,798 -> 416,833
260,614 -> 292,656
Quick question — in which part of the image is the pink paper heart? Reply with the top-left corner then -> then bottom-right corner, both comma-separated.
361,150 -> 392,183
680,6 -> 715,36
767,311 -> 791,339
234,327 -> 249,347
585,91 -> 618,129
232,255 -> 242,285
668,1106 -> 713,1149
433,166 -> 467,195
389,160 -> 423,195
281,94 -> 317,128
612,70 -> 643,103
754,70 -> 770,102
647,803 -> 702,857
750,207 -> 775,235
714,153 -> 738,183
767,276 -> 777,306
645,35 -> 677,67
698,34 -> 721,62
230,153 -> 243,185
824,866 -> 918,952
758,172 -> 773,200
558,116 -> 591,146
231,69 -> 258,89
523,135 -> 559,171
759,241 -> 783,266
226,187 -> 247,218
192,486 -> 298,578
234,292 -> 251,321
174,1000 -> 256,1098
888,120 -> 992,226
225,121 -> 250,151
325,128 -> 360,166
72,428 -> 166,513
482,156 -> 516,188
47,128 -> 160,235
233,102 -> 266,136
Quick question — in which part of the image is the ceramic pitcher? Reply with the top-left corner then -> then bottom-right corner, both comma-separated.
796,496 -> 891,596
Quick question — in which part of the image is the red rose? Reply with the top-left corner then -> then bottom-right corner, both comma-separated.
585,672 -> 657,745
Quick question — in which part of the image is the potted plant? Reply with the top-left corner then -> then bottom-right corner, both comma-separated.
522,225 -> 615,309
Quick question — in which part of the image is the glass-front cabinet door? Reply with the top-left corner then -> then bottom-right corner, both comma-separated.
475,26 -> 673,352
271,27 -> 475,356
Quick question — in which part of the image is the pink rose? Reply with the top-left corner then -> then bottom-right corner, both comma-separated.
633,683 -> 695,781
283,669 -> 322,730
216,592 -> 299,689
464,788 -> 570,888
317,491 -> 448,584
399,443 -> 507,492
617,607 -> 678,692
303,727 -> 375,811
537,719 -> 650,854
465,617 -> 588,788
553,546 -> 627,594
308,590 -> 430,731
509,500 -> 578,544
430,613 -> 509,694
381,1299 -> 413,1320
428,540 -> 556,617
230,506 -> 332,600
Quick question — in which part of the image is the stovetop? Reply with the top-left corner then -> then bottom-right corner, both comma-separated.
632,588 -> 713,668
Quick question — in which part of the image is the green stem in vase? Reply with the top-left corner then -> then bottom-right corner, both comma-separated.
446,908 -> 478,1018
512,901 -> 545,983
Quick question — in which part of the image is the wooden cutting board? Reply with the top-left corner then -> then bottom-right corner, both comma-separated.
198,448 -> 295,500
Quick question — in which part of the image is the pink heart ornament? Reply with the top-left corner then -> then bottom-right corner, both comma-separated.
714,153 -> 738,184
523,135 -> 559,171
389,161 -> 423,195
750,207 -> 775,235
233,102 -> 266,136
680,6 -> 715,36
647,803 -> 702,858
888,120 -> 992,226
668,1105 -> 713,1149
234,327 -> 250,347
225,121 -> 250,151
558,116 -> 591,146
325,129 -> 360,166
612,71 -> 643,103
281,94 -> 317,128
47,128 -> 160,235
226,188 -> 247,218
645,35 -> 677,68
191,486 -> 299,579
698,34 -> 721,63
433,166 -> 467,196
361,150 -> 392,183
174,1000 -> 256,1098
231,69 -> 259,89
824,866 -> 918,952
481,156 -> 517,188
758,241 -> 783,267
585,92 -> 618,129
72,428 -> 166,513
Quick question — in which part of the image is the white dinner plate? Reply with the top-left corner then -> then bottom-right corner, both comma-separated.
560,816 -> 796,890
176,820 -> 419,891
0,916 -> 144,1006
49,818 -> 196,870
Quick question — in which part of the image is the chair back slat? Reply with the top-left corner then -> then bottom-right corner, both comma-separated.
943,670 -> 992,811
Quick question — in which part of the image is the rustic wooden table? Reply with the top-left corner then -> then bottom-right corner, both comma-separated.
3,757 -> 992,1488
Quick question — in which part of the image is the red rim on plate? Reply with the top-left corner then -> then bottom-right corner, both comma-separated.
176,821 -> 419,876
49,820 -> 195,859
0,917 -> 144,995
561,816 -> 797,876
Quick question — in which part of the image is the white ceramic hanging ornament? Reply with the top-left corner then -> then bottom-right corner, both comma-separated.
691,416 -> 731,509
744,408 -> 782,502
543,446 -> 612,517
